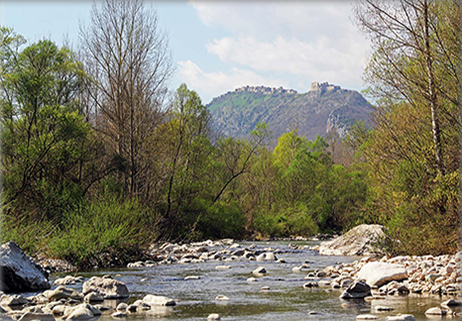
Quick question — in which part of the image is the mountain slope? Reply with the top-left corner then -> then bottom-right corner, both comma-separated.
207,83 -> 373,143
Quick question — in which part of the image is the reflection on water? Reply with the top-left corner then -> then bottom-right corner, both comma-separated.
47,241 -> 461,321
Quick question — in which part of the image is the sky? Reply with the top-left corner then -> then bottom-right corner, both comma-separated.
0,1 -> 372,104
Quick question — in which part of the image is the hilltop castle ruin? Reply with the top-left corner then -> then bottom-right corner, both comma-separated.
310,82 -> 340,93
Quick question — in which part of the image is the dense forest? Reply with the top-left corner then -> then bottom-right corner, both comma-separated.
0,0 -> 460,268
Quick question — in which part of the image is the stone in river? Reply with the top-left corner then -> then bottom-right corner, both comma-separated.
0,242 -> 51,293
143,294 -> 176,306
357,315 -> 378,320
425,307 -> 447,316
252,266 -> 267,275
357,262 -> 407,287
386,315 -> 415,321
82,276 -> 129,299
340,280 -> 371,299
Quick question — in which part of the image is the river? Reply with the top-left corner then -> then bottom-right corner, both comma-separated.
18,240 -> 462,321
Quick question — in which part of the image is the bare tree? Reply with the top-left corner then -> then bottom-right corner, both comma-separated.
80,0 -> 173,196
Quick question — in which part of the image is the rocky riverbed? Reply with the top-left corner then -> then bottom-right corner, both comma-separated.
1,236 -> 461,321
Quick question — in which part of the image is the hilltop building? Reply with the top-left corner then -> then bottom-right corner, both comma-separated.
310,82 -> 340,93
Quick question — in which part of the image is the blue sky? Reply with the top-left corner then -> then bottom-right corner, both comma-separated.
0,1 -> 371,104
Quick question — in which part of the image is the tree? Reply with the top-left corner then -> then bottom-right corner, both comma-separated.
0,32 -> 90,220
212,122 -> 269,205
354,0 -> 461,177
353,0 -> 460,254
80,0 -> 172,197
157,84 -> 211,236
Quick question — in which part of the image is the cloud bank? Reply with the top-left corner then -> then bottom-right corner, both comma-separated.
179,1 -> 370,102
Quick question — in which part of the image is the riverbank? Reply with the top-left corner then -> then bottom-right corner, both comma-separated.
1,239 -> 461,321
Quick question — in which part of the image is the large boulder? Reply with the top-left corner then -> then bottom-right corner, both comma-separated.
318,224 -> 385,256
82,276 -> 129,299
0,242 -> 50,293
357,262 -> 407,287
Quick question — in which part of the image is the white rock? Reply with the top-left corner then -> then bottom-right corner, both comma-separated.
253,266 -> 267,275
256,252 -> 276,261
207,313 -> 221,320
425,307 -> 447,315
116,302 -> 127,311
83,292 -> 103,303
318,224 -> 385,256
65,307 -> 94,320
0,294 -> 28,306
45,286 -> 82,301
357,262 -> 407,287
82,276 -> 129,299
215,295 -> 230,301
143,294 -> 176,306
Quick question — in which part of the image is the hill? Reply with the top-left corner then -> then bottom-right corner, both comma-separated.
207,82 -> 373,144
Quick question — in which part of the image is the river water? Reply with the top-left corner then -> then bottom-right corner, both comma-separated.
31,241 -> 462,320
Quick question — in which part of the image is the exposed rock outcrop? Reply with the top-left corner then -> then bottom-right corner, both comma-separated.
208,84 -> 372,146
0,242 -> 50,293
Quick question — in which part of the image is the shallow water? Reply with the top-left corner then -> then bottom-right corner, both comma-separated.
21,241 -> 462,320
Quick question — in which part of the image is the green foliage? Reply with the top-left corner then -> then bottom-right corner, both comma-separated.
48,195 -> 159,267
196,200 -> 246,240
247,131 -> 367,238
1,37 -> 89,221
352,1 -> 461,255
6,1 -> 459,262
0,207 -> 56,254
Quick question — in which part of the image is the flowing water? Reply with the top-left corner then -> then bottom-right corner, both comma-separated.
20,241 -> 462,320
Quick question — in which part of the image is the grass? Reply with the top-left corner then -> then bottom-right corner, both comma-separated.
1,195 -> 160,269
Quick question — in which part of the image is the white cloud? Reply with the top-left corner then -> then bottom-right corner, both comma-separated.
205,34 -> 368,88
189,1 -> 362,42
183,1 -> 371,101
177,60 -> 288,103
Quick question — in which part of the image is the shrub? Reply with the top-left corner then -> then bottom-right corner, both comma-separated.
48,195 -> 159,267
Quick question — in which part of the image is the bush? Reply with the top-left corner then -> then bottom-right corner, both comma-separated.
286,203 -> 319,236
48,195 -> 159,267
196,200 -> 246,240
0,205 -> 57,254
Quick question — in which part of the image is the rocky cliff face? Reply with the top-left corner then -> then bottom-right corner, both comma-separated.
207,84 -> 372,144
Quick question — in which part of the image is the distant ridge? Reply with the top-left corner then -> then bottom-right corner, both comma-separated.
207,82 -> 373,144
